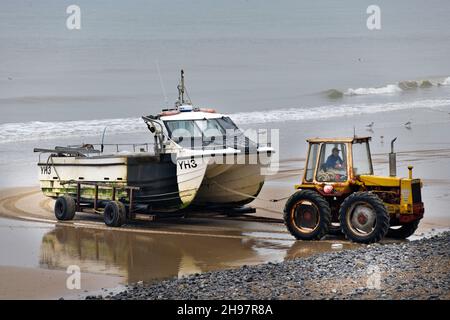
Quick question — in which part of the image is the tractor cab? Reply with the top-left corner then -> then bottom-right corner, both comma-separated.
302,137 -> 373,185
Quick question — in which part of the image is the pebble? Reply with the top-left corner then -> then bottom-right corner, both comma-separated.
88,231 -> 450,300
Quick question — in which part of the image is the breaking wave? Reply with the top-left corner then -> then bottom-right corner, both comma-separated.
345,84 -> 402,96
230,99 -> 450,124
440,76 -> 450,85
1,98 -> 450,144
0,118 -> 148,145
325,76 -> 449,98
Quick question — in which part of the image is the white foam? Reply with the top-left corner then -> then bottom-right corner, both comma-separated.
1,99 -> 450,144
0,118 -> 148,144
345,84 -> 402,96
440,76 -> 450,85
230,99 -> 450,125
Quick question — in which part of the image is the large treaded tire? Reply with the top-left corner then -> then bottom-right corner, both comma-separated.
283,190 -> 331,240
339,191 -> 389,244
387,220 -> 420,239
54,195 -> 76,221
104,201 -> 126,227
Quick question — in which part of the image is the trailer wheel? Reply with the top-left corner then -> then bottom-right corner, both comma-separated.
339,192 -> 389,244
54,195 -> 76,221
284,190 -> 331,240
387,220 -> 420,239
104,201 -> 126,227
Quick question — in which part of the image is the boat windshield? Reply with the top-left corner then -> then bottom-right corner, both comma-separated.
165,117 -> 237,138
163,117 -> 255,150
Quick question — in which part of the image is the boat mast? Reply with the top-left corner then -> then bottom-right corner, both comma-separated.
176,69 -> 191,108
177,69 -> 185,105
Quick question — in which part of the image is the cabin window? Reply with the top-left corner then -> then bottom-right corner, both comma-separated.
163,117 -> 252,150
216,117 -> 238,131
165,120 -> 202,138
194,119 -> 225,137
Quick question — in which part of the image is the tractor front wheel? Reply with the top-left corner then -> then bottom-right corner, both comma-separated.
339,192 -> 389,244
284,190 -> 331,240
387,220 -> 420,239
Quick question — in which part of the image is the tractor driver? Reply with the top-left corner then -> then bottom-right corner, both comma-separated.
325,147 -> 344,170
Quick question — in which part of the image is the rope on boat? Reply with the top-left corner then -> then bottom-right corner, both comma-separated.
47,155 -> 62,182
210,180 -> 291,203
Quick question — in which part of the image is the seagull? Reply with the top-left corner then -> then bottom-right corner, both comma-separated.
404,121 -> 412,130
366,122 -> 374,129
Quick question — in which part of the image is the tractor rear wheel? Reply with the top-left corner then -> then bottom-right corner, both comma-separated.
104,201 -> 126,227
387,220 -> 419,239
284,190 -> 331,240
339,192 -> 389,244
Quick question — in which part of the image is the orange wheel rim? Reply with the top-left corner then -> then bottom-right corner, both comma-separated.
290,200 -> 320,234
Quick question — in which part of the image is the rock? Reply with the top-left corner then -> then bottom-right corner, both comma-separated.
90,231 -> 450,300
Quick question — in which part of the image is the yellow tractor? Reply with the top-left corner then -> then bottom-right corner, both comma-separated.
284,136 -> 424,243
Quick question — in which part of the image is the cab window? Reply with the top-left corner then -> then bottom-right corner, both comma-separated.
316,143 -> 348,182
305,143 -> 319,182
352,141 -> 373,176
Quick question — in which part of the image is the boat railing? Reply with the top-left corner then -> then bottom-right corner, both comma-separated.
90,143 -> 155,154
34,143 -> 156,161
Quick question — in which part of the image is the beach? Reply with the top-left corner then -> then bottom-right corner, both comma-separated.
1,107 -> 450,299
1,0 -> 449,300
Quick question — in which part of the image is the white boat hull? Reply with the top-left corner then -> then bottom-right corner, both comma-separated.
37,149 -> 272,211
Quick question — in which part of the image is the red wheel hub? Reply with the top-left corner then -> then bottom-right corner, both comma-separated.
303,211 -> 312,221
357,213 -> 368,225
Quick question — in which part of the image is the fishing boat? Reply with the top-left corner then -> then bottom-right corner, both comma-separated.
34,70 -> 274,222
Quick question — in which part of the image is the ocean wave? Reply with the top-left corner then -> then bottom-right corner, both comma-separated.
325,77 -> 449,98
1,98 -> 449,144
440,76 -> 450,85
0,118 -> 148,145
230,99 -> 450,125
345,84 -> 402,96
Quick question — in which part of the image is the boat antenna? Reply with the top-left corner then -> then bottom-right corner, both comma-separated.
101,126 -> 107,153
177,69 -> 185,105
155,60 -> 169,108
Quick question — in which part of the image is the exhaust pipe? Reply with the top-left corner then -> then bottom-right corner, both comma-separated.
389,137 -> 397,177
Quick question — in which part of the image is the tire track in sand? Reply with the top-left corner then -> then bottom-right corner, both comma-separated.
0,188 -> 54,222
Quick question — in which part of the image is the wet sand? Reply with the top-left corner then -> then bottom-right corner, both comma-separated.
0,184 -> 359,299
0,265 -> 122,300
